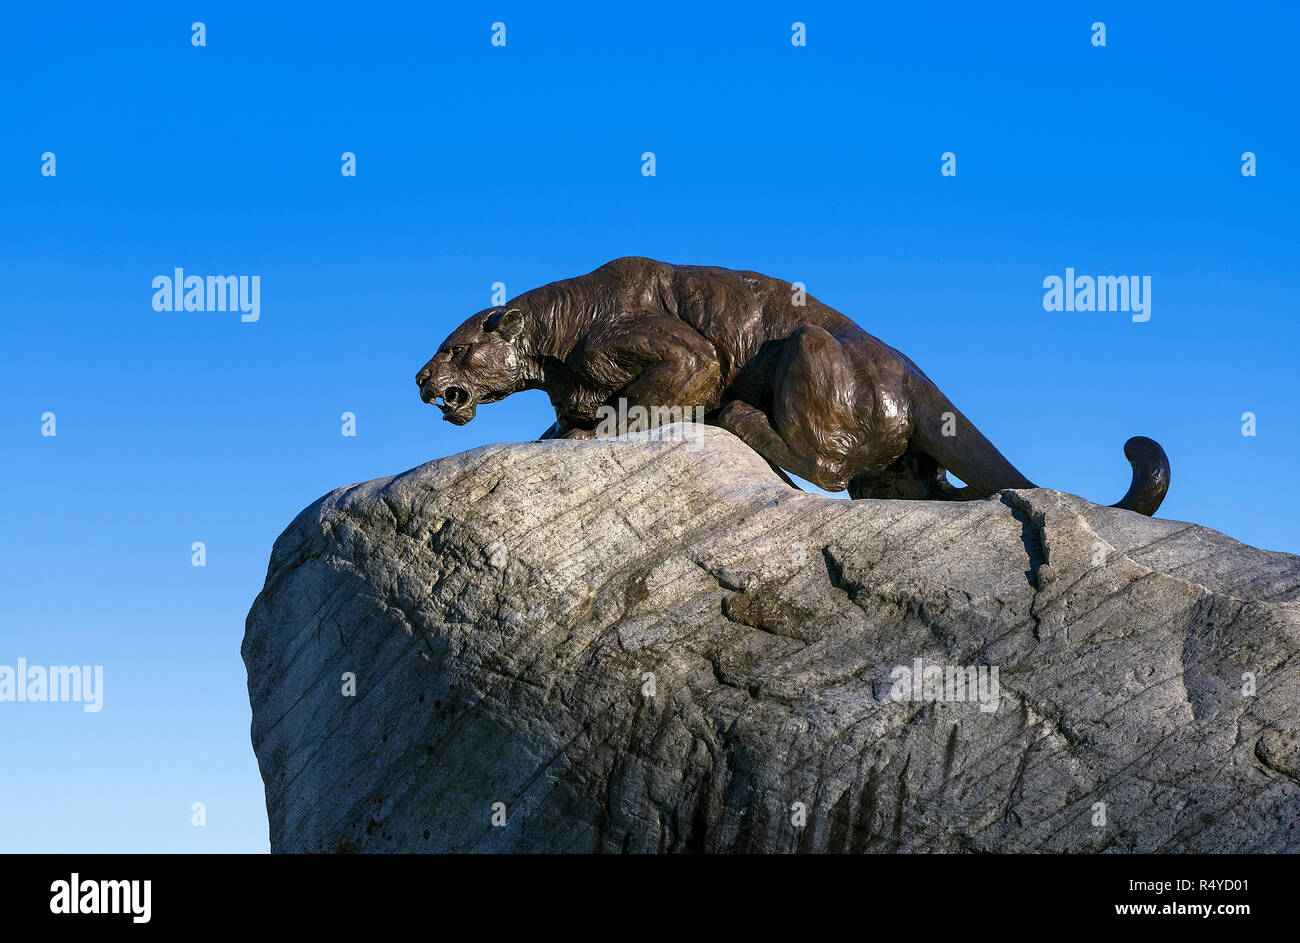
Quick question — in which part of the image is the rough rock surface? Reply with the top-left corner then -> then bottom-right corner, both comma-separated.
243,425 -> 1300,853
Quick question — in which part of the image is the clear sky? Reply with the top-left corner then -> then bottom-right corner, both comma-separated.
1,2 -> 1296,851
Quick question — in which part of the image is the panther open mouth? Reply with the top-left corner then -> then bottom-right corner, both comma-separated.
436,386 -> 476,425
438,386 -> 469,411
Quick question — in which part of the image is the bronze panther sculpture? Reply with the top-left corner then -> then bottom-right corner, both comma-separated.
415,257 -> 1170,515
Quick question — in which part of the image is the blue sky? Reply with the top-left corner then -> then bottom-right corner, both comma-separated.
1,2 -> 1296,851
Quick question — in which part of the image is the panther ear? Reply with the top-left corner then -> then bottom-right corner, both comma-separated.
484,307 -> 524,341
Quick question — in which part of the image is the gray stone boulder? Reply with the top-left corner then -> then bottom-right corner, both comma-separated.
243,425 -> 1300,852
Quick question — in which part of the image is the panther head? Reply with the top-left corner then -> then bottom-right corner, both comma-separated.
415,307 -> 526,426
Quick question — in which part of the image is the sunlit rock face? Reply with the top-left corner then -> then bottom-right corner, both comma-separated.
244,425 -> 1300,853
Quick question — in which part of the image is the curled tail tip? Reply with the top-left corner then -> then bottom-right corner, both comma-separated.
1112,435 -> 1170,516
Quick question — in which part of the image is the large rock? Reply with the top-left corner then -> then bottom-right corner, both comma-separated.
243,425 -> 1300,852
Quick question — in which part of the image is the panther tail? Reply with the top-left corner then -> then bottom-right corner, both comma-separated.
908,379 -> 1170,517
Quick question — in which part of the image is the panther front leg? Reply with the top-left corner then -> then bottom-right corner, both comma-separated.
538,419 -> 596,441
596,314 -> 724,432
